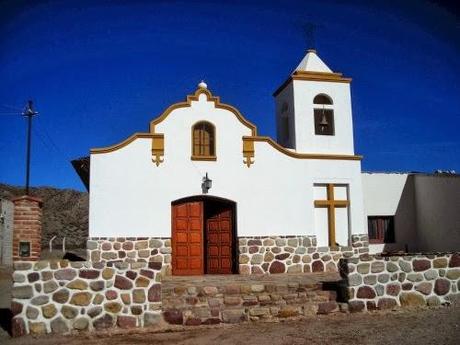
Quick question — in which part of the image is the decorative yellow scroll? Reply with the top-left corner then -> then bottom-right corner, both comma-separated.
151,134 -> 164,166
242,138 -> 255,167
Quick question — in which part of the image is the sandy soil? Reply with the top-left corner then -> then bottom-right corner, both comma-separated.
3,305 -> 459,345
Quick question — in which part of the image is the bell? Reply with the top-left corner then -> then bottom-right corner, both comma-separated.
320,114 -> 329,126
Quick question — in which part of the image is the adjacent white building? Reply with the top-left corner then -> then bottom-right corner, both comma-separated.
363,172 -> 460,254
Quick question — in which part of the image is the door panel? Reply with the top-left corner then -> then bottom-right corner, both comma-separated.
172,201 -> 204,275
206,205 -> 233,274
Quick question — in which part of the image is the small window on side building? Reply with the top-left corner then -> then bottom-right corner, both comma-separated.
367,216 -> 395,244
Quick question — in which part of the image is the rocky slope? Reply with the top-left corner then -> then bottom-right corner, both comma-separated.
0,183 -> 88,249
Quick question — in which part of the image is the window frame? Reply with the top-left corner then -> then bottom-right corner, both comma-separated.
313,94 -> 333,105
367,215 -> 395,244
314,108 -> 335,136
191,121 -> 217,161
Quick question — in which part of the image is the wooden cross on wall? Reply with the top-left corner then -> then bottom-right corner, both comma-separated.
314,184 -> 349,247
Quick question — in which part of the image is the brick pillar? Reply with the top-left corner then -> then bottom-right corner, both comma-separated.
12,195 -> 43,261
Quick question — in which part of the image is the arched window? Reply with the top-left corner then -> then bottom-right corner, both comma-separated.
313,94 -> 334,136
313,94 -> 333,105
192,121 -> 216,160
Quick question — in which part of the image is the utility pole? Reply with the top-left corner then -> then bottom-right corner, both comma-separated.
22,100 -> 38,195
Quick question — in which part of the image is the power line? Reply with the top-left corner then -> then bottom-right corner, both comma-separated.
0,103 -> 23,112
32,126 -> 70,169
33,125 -> 53,152
0,112 -> 22,115
34,119 -> 72,162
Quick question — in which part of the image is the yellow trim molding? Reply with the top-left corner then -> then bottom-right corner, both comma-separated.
150,87 -> 257,136
90,87 -> 361,167
191,155 -> 217,161
91,87 -> 258,157
91,133 -> 155,154
273,71 -> 352,97
243,136 -> 362,161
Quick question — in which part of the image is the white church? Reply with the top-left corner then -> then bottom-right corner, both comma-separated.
75,49 -> 459,276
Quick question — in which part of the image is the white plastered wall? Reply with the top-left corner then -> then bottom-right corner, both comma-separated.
413,175 -> 460,252
90,92 -> 365,242
274,83 -> 295,149
362,173 -> 417,254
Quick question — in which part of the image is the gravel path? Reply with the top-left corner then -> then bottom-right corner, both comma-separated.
2,305 -> 459,345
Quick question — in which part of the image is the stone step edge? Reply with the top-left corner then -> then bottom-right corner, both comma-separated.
162,301 -> 347,325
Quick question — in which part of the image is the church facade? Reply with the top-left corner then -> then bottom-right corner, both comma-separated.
87,50 -> 370,276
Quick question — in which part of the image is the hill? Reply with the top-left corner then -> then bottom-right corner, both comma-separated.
0,183 -> 88,249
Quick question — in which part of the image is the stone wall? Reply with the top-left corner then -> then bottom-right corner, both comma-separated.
340,252 -> 460,312
10,259 -> 163,337
238,235 -> 369,275
87,237 -> 171,276
11,260 -> 346,336
88,235 -> 369,276
10,234 -> 372,336
351,234 -> 369,254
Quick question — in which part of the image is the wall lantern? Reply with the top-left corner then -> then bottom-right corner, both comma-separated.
201,172 -> 212,194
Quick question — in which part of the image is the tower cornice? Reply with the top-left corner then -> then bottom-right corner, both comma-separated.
273,71 -> 352,97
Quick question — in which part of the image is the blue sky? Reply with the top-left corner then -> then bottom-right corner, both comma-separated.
1,0 -> 459,191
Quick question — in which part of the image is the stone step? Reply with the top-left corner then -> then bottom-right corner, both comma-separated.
162,271 -> 341,286
160,273 -> 344,325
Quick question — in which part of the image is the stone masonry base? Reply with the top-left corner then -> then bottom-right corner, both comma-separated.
86,234 -> 370,276
11,259 -> 162,337
11,233 -> 373,336
238,234 -> 368,274
86,237 -> 172,276
11,251 -> 459,336
341,252 -> 460,312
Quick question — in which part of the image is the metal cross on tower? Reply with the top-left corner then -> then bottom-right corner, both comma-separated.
303,22 -> 321,50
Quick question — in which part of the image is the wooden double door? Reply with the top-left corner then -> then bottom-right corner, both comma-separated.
172,199 -> 235,275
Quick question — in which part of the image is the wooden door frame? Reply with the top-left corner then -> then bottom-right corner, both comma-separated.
171,195 -> 238,275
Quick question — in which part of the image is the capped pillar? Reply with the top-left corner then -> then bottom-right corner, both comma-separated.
12,195 -> 43,261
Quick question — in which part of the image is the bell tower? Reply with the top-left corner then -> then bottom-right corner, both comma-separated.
274,49 -> 355,155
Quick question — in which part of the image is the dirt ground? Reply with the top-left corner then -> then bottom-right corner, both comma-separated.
2,305 -> 459,345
